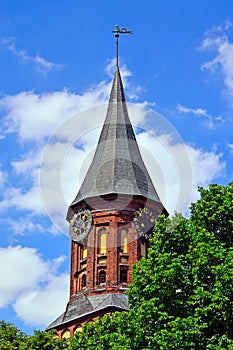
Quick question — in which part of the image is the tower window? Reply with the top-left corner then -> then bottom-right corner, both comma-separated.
99,270 -> 106,284
120,267 -> 128,283
98,228 -> 107,254
81,274 -> 86,288
141,239 -> 146,257
83,246 -> 87,259
80,245 -> 87,260
120,229 -> 128,253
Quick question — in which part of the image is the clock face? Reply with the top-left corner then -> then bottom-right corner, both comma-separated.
133,207 -> 156,238
69,209 -> 92,243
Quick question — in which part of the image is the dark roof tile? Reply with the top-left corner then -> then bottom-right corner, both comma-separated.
69,67 -> 162,210
46,293 -> 129,330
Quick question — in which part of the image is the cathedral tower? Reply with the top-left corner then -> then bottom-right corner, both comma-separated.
47,28 -> 168,339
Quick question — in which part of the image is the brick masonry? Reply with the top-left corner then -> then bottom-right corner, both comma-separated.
54,195 -> 166,339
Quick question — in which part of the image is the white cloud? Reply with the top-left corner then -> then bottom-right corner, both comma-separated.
177,103 -> 224,128
2,217 -> 44,236
0,246 -> 69,327
185,145 -> 225,203
0,170 -> 5,189
1,37 -> 62,74
11,149 -> 42,174
200,22 -> 233,97
13,273 -> 69,326
0,90 -> 105,143
177,103 -> 209,117
0,246 -> 46,308
0,183 -> 45,215
0,60 -> 146,144
204,20 -> 233,37
0,150 -> 46,215
227,143 -> 233,153
137,131 -> 225,215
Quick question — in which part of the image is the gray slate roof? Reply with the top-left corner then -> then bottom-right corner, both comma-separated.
46,293 -> 129,330
70,66 -> 162,209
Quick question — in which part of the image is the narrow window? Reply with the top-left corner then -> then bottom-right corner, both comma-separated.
80,245 -> 87,260
83,246 -> 87,259
81,274 -> 86,288
120,267 -> 128,283
120,229 -> 128,253
99,270 -> 106,284
141,240 -> 146,257
98,229 -> 107,254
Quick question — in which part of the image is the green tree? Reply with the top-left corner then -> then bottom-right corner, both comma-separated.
0,321 -> 28,349
0,321 -> 67,350
69,313 -> 132,350
70,184 -> 233,350
128,184 -> 233,349
28,330 -> 67,350
190,183 -> 233,248
68,183 -> 233,349
129,217 -> 233,349
76,184 -> 233,348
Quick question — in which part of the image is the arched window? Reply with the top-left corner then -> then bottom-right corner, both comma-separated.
81,274 -> 86,288
98,229 -> 107,254
120,267 -> 128,283
99,270 -> 106,284
120,229 -> 128,253
74,326 -> 82,334
62,329 -> 70,339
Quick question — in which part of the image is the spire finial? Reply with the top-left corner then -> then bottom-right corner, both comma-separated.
112,25 -> 133,68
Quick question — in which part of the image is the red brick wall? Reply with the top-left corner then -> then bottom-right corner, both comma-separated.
57,195 -> 166,338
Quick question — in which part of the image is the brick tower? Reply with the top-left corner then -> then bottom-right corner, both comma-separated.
47,28 -> 168,339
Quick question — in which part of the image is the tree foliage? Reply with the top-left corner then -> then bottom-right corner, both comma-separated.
0,321 -> 67,350
0,320 -> 28,349
27,329 -> 67,349
1,183 -> 233,349
69,313 -> 132,350
70,183 -> 233,349
190,183 -> 233,248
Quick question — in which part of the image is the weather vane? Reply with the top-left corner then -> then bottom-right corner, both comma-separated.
112,25 -> 133,67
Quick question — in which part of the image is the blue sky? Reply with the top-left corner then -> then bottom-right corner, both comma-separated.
0,0 -> 233,335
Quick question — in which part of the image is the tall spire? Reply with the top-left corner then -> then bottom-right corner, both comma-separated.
47,28 -> 168,339
68,27 -> 164,215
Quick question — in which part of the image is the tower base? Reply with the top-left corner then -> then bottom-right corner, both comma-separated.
46,292 -> 129,339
